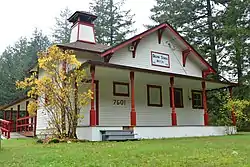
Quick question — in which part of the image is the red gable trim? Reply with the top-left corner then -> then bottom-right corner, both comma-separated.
100,24 -> 167,57
100,23 -> 216,74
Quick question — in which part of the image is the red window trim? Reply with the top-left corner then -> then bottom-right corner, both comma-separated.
169,88 -> 184,108
191,90 -> 203,109
151,51 -> 170,68
147,85 -> 163,107
113,82 -> 130,97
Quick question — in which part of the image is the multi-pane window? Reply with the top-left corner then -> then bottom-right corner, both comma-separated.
170,88 -> 184,108
147,85 -> 163,107
192,90 -> 203,109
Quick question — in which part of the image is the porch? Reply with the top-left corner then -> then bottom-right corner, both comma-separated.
75,61 -> 237,141
0,97 -> 37,139
76,126 -> 237,141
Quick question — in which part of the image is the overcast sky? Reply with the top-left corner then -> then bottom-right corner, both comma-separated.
0,0 -> 155,54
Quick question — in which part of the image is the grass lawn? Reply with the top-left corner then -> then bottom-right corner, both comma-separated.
1,134 -> 250,167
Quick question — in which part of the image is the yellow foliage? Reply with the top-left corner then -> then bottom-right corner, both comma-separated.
16,45 -> 92,138
27,101 -> 38,116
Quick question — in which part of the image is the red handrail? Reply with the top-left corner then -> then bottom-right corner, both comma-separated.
16,116 -> 36,136
0,119 -> 11,139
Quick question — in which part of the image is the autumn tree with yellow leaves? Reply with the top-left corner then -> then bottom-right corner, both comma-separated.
17,45 -> 92,139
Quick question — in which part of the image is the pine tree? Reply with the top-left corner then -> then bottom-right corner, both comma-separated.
0,38 -> 30,105
219,0 -> 250,101
52,7 -> 72,44
0,29 -> 51,105
89,0 -> 136,46
28,28 -> 51,66
220,0 -> 250,84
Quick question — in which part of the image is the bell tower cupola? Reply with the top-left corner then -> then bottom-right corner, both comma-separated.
68,11 -> 97,44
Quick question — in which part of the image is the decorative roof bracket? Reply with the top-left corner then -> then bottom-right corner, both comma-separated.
182,48 -> 191,67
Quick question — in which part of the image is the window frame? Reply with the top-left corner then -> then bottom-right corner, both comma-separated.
191,90 -> 203,109
113,82 -> 130,97
147,85 -> 163,107
169,88 -> 184,108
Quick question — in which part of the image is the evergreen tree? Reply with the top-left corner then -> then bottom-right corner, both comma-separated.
0,38 -> 30,105
28,28 -> 51,66
89,0 -> 136,46
219,0 -> 250,84
52,7 -> 72,44
0,29 -> 50,105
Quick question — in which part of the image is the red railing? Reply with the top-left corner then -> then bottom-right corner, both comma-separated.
16,116 -> 36,136
0,119 -> 11,139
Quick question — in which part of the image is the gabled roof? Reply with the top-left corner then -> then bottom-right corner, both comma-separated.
100,23 -> 216,73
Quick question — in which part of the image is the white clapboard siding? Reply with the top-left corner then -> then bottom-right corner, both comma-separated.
93,70 -> 204,126
99,78 -> 131,126
135,74 -> 171,126
109,31 -> 202,78
78,83 -> 91,126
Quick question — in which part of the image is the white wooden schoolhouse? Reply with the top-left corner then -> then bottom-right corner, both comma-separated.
0,11 -> 237,141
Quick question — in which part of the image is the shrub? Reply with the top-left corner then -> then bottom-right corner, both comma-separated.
36,139 -> 43,144
48,138 -> 60,144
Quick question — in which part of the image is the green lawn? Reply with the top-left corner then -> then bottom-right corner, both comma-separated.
1,134 -> 250,167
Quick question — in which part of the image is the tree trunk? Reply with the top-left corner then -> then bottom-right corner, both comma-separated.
61,107 -> 66,137
61,61 -> 67,137
72,78 -> 79,139
206,0 -> 218,72
110,0 -> 114,46
235,38 -> 243,84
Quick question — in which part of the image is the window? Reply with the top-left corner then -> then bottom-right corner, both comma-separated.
192,90 -> 203,109
170,88 -> 184,108
147,85 -> 163,107
113,82 -> 129,97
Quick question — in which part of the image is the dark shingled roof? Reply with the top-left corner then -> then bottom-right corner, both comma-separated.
57,41 -> 110,53
67,11 -> 97,23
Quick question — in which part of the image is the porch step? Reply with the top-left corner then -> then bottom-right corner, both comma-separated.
100,130 -> 137,141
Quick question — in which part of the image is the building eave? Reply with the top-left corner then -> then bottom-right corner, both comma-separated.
81,60 -> 237,88
57,44 -> 102,54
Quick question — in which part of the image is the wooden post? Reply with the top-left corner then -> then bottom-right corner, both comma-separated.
202,81 -> 208,126
10,108 -> 13,121
26,101 -> 29,131
10,108 -> 13,132
90,65 -> 96,126
3,111 -> 6,120
170,77 -> 177,126
16,105 -> 20,132
34,110 -> 37,136
17,105 -> 20,119
229,87 -> 236,126
130,71 -> 136,126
